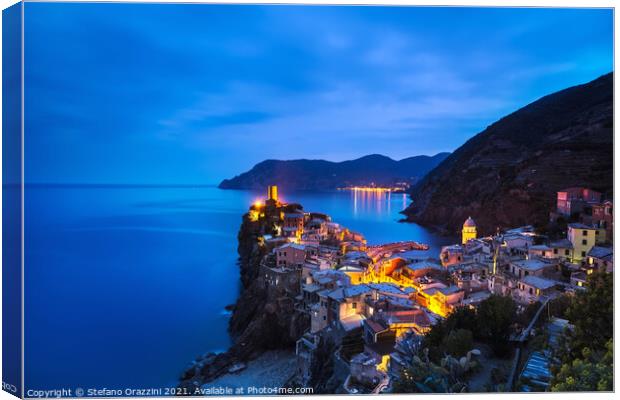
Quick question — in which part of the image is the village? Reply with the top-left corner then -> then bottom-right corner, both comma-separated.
246,185 -> 613,393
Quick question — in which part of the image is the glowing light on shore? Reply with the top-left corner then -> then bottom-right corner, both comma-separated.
350,186 -> 393,192
253,200 -> 264,208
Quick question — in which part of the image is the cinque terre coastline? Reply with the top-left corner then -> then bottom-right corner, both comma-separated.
179,179 -> 613,393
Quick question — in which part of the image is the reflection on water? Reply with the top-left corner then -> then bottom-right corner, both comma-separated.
351,189 -> 409,216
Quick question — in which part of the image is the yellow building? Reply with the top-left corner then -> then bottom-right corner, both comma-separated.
462,217 -> 477,244
568,223 -> 597,262
268,185 -> 278,202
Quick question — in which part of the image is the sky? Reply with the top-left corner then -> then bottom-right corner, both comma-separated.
24,3 -> 613,184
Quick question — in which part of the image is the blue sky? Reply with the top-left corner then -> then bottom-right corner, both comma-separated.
24,4 -> 613,184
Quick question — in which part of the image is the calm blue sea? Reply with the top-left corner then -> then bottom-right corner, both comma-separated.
23,186 -> 452,391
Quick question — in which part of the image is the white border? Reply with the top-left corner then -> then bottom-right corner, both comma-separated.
0,2 -> 617,400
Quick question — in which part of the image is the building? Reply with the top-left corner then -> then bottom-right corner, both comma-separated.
462,217 -> 477,244
350,351 -> 386,388
283,211 -> 305,239
556,187 -> 602,216
416,285 -> 464,317
268,185 -> 278,202
528,245 -> 553,259
570,271 -> 587,288
275,242 -> 308,268
587,246 -> 613,273
567,223 -> 597,262
590,200 -> 613,243
339,265 -> 366,284
295,332 -> 319,386
502,232 -> 536,254
389,260 -> 443,285
440,245 -> 465,266
509,258 -> 556,278
328,285 -> 373,331
517,276 -> 557,303
547,239 -> 574,260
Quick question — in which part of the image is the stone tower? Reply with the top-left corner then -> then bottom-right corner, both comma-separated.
268,185 -> 278,202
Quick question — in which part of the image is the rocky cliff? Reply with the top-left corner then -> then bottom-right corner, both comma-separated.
219,153 -> 449,191
179,204 -> 309,391
402,73 -> 613,236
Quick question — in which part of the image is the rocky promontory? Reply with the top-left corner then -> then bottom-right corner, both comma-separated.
178,201 -> 309,392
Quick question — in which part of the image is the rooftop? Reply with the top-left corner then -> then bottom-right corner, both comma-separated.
529,244 -> 552,251
277,242 -> 307,251
385,310 -> 431,327
328,284 -> 372,301
404,260 -> 443,272
512,258 -> 553,272
522,275 -> 557,290
340,314 -> 365,332
368,282 -> 415,296
549,238 -> 573,249
463,217 -> 476,228
588,246 -> 613,260
568,222 -> 595,230
338,265 -> 365,272
365,318 -> 388,335
462,290 -> 492,305
505,225 -> 535,234
438,286 -> 463,296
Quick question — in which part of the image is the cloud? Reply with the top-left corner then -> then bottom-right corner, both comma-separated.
24,3 -> 613,183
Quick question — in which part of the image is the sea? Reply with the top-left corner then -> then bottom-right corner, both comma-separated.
23,185 -> 454,391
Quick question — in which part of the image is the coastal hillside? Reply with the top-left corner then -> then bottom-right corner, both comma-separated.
403,72 -> 613,235
219,153 -> 450,190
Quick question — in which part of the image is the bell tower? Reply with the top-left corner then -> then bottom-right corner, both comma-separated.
462,216 -> 477,244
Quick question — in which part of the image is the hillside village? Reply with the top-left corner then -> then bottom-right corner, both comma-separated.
222,185 -> 613,393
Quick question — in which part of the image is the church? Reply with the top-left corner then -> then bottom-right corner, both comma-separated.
462,216 -> 477,244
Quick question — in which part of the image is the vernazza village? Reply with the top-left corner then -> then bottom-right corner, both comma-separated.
0,1 -> 616,399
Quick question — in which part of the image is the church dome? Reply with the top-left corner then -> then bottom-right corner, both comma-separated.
463,217 -> 476,228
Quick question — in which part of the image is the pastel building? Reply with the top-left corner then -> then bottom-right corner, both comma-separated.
556,187 -> 602,216
275,242 -> 307,268
462,217 -> 477,244
509,258 -> 556,279
568,223 -> 597,262
587,246 -> 613,273
282,211 -> 305,239
517,276 -> 557,303
591,200 -> 613,243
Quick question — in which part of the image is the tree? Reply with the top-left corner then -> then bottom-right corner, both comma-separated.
475,294 -> 516,356
443,329 -> 474,358
551,339 -> 613,392
564,271 -> 613,356
392,348 -> 470,394
551,272 -> 613,391
423,306 -> 477,360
